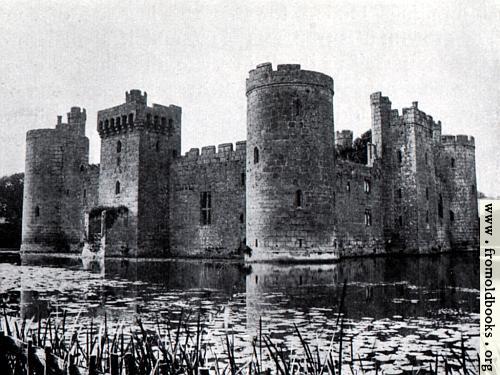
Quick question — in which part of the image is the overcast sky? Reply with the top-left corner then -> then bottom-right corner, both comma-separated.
0,0 -> 498,195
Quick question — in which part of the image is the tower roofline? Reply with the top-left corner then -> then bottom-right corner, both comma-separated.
246,62 -> 334,95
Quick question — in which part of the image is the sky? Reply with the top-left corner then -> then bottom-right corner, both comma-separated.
0,0 -> 498,196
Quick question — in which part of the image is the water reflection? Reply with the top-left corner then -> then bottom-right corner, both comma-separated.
2,252 -> 478,372
13,252 -> 479,324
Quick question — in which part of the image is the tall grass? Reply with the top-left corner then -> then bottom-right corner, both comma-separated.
0,295 -> 478,375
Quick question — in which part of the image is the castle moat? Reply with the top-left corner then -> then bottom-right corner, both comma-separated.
0,251 -> 479,373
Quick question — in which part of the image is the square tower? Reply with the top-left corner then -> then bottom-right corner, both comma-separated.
91,90 -> 181,257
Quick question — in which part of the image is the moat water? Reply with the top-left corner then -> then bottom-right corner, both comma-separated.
0,252 -> 479,374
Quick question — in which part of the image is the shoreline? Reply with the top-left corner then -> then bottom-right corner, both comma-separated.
1,247 -> 480,265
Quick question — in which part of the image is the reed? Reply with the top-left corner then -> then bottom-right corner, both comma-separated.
0,309 -> 478,375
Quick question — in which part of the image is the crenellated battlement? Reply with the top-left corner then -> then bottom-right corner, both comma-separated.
441,134 -> 475,147
175,141 -> 246,164
370,92 -> 392,106
126,89 -> 147,105
97,90 -> 181,138
26,128 -> 57,139
27,106 -> 87,140
67,106 -> 86,124
80,163 -> 100,174
335,130 -> 353,148
246,63 -> 334,95
53,107 -> 87,136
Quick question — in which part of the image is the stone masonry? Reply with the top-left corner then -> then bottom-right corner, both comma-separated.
20,63 -> 479,261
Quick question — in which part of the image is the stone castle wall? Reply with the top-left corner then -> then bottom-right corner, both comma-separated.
21,64 -> 479,260
333,160 -> 384,257
370,93 -> 479,253
169,142 -> 246,258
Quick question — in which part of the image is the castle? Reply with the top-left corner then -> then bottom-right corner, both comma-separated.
20,63 -> 479,261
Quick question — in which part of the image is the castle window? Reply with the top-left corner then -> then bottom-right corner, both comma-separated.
450,210 -> 455,222
293,98 -> 302,117
66,189 -> 70,196
117,157 -> 121,166
172,150 -> 177,158
156,141 -> 160,152
154,115 -> 159,126
200,191 -> 212,225
105,119 -> 109,128
426,187 -> 429,200
425,152 -> 428,165
471,184 -> 475,193
398,216 -> 403,226
80,164 -> 85,172
397,150 -> 402,164
426,210 -> 429,223
161,117 -> 166,126
35,206 -> 40,217
168,119 -> 174,136
241,172 -> 245,187
298,239 -> 303,248
83,189 -> 86,198
364,209 -> 372,226
255,239 -> 258,247
451,158 -> 455,168
254,147 -> 259,164
111,118 -> 115,127
116,117 -> 121,126
115,181 -> 121,195
438,194 -> 443,218
122,115 -> 127,126
117,140 -> 122,153
364,179 -> 371,193
128,113 -> 134,126
99,121 -> 103,130
239,213 -> 244,224
398,188 -> 402,199
294,190 -> 303,208
146,113 -> 152,124
346,181 -> 351,192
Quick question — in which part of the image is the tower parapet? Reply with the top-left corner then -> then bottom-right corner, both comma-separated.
126,89 -> 147,104
55,107 -> 86,136
246,63 -> 334,95
97,90 -> 181,139
335,130 -> 353,149
441,134 -> 475,147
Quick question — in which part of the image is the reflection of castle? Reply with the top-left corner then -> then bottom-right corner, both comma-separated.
20,63 -> 478,261
245,254 -> 479,331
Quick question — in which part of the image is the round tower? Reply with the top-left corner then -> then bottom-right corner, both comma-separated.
441,135 -> 479,249
22,129 -> 66,252
246,63 -> 336,261
21,110 -> 89,254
